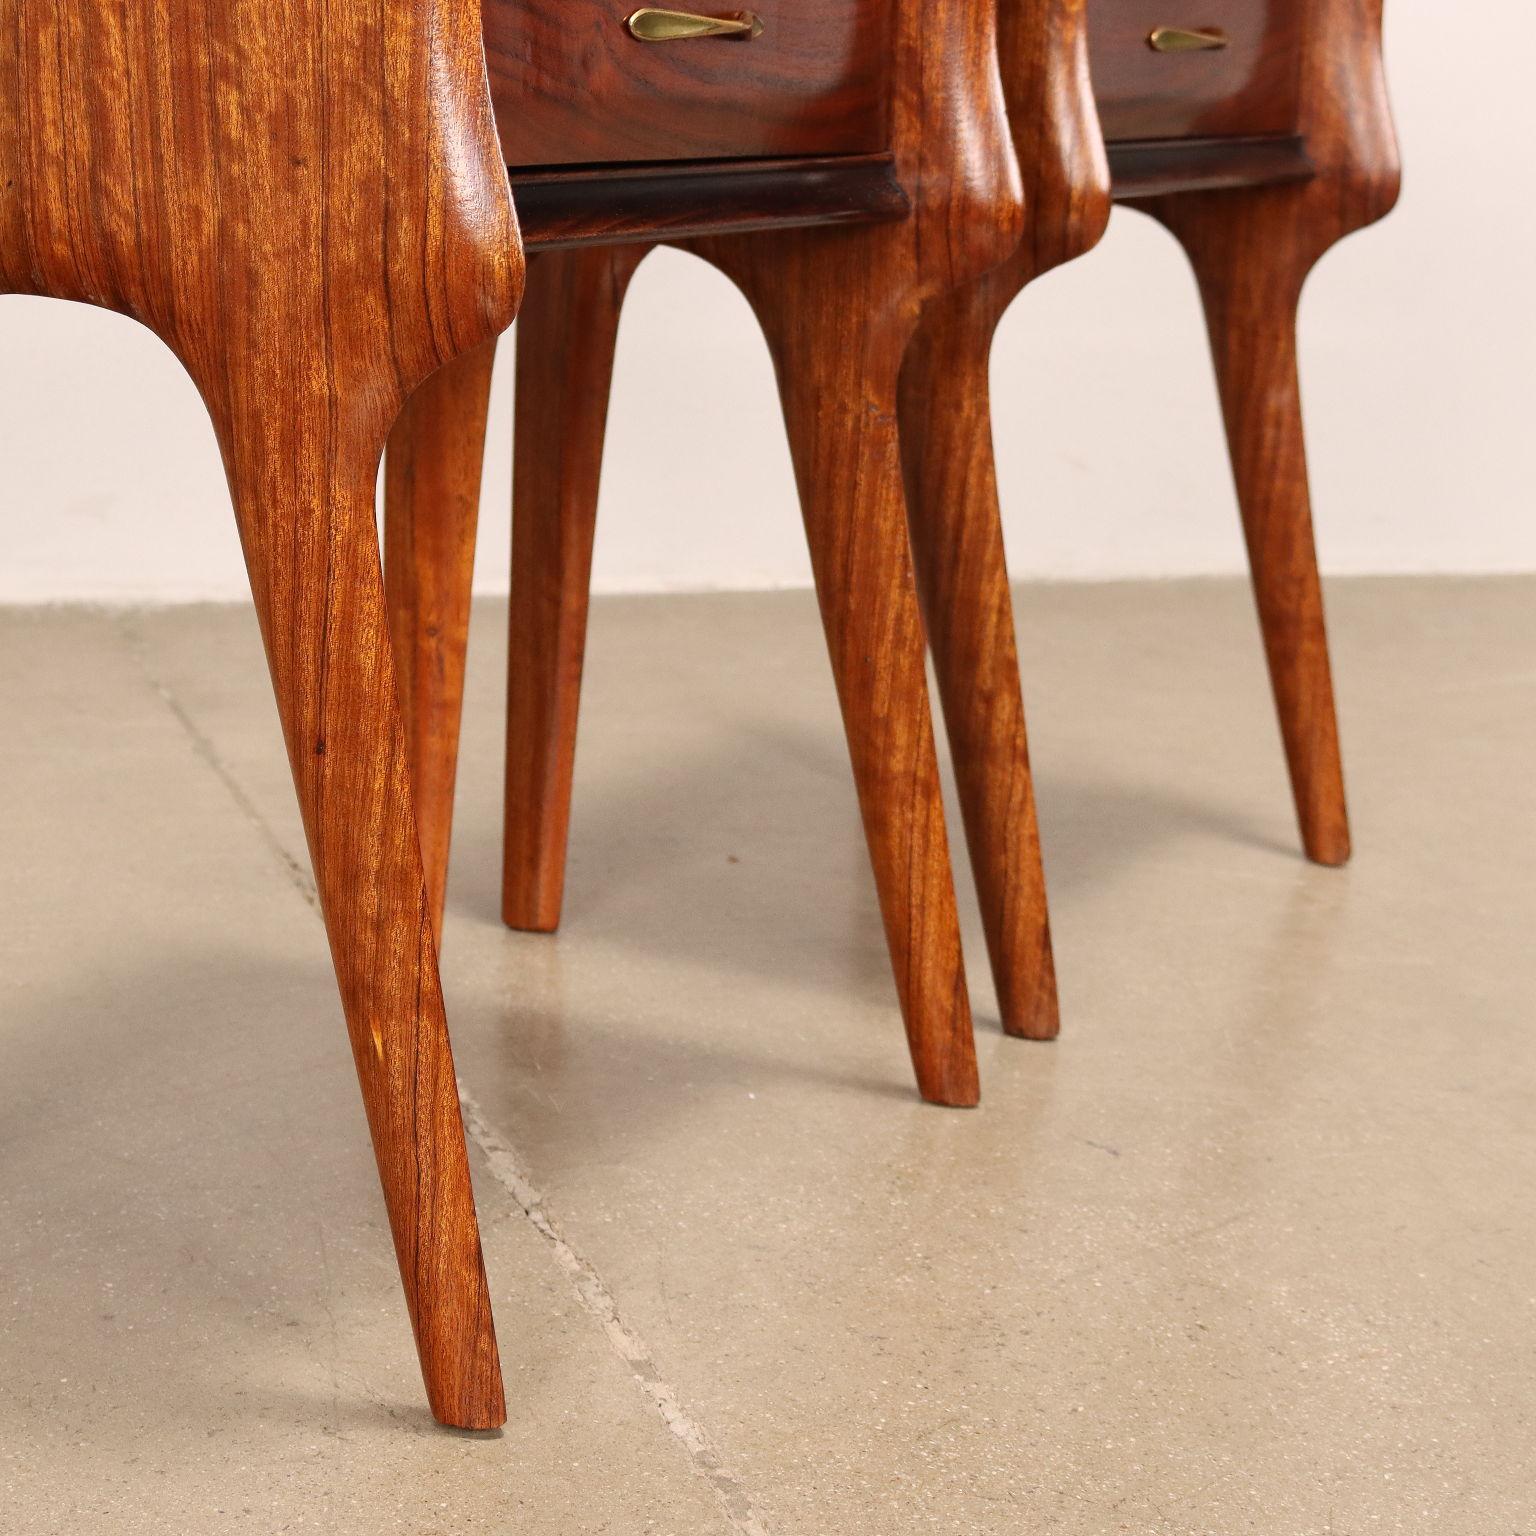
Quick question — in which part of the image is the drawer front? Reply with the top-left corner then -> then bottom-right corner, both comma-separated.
1089,0 -> 1303,143
487,0 -> 892,167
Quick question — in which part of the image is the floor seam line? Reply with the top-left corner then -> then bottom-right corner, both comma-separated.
115,613 -> 320,912
458,1089 -> 774,1536
110,614 -> 770,1534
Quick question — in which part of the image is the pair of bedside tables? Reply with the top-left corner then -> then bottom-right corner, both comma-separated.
390,11 -> 1397,1097
1,0 -> 1395,1428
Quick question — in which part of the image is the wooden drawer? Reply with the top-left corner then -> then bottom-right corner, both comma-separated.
1089,0 -> 1303,143
486,0 -> 892,168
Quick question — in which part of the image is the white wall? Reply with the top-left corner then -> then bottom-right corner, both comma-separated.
2,0 -> 1532,604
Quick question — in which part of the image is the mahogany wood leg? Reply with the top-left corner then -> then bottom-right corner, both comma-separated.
1,0 -> 521,1429
888,0 -> 1109,1039
898,284 -> 1059,1039
503,247 -> 649,933
384,339 -> 500,944
695,234 -> 979,1106
224,394 -> 504,1429
1136,204 -> 1351,866
1196,254 -> 1350,866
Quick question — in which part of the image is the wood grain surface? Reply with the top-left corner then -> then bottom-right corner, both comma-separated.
1089,0 -> 1302,142
488,0 -> 891,165
1,0 -> 522,1427
502,246 -> 650,932
511,155 -> 909,251
1107,134 -> 1314,200
386,340 -> 501,945
897,0 -> 1112,1043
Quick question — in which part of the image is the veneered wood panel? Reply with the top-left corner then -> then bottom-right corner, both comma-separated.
487,0 -> 892,166
1089,0 -> 1303,141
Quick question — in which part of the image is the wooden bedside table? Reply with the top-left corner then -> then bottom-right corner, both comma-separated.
3,0 -> 523,1433
900,0 -> 1397,1064
391,0 -> 1033,1110
3,0 -> 1025,1429
385,0 -> 1398,1109
896,0 -> 1398,1060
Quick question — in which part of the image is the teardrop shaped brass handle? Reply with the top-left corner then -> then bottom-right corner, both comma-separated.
625,8 -> 764,41
1148,25 -> 1229,51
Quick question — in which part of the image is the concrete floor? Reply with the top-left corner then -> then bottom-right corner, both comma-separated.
1,578 -> 1532,1534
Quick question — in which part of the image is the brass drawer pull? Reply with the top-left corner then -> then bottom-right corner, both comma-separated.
625,7 -> 764,41
1147,25 -> 1229,51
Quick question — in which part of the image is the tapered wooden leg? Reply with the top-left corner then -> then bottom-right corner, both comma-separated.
694,235 -> 979,1106
503,247 -> 649,933
885,0 -> 1107,1040
1,0 -> 519,1427
1125,0 -> 1399,869
898,284 -> 1059,1040
223,393 -> 504,1430
1149,216 -> 1352,867
1201,269 -> 1349,864
384,339 -> 499,944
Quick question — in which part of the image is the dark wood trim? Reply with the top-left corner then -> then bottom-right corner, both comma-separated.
512,154 -> 909,250
1109,135 -> 1314,200
510,137 -> 1312,249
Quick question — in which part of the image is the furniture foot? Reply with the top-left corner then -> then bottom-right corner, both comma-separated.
1202,249 -> 1349,865
385,340 -> 500,943
503,247 -> 650,933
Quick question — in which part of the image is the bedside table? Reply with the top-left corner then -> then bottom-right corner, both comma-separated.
899,0 -> 1397,1070
391,0 -> 1033,1111
1107,0 -> 1401,870
2,0 -> 1024,1430
900,0 -> 1398,1054
2,0 -> 522,1429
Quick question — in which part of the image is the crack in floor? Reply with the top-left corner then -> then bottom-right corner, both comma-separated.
459,1091 -> 773,1536
122,610 -> 771,1536
116,612 -> 320,912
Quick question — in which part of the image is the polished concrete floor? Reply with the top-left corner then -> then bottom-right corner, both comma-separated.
1,578 -> 1532,1534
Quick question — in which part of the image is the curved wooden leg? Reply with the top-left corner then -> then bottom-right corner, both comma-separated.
1142,203 -> 1351,867
384,339 -> 499,944
1127,0 -> 1398,869
224,393 -> 504,1429
898,281 -> 1059,1040
1,0 -> 519,1430
887,0 -> 1108,1041
503,246 -> 649,933
696,235 -> 979,1106
1199,258 -> 1349,865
